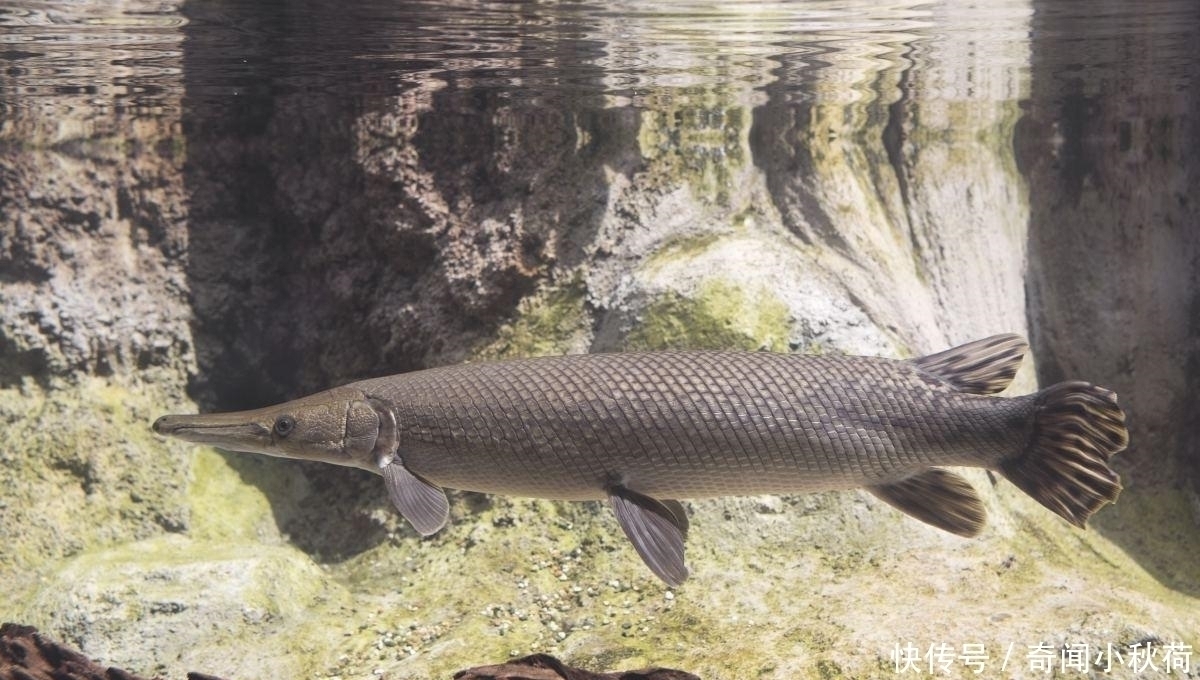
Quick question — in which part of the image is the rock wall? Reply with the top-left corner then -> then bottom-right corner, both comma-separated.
0,0 -> 194,613
180,1 -> 639,411
1022,0 -> 1200,491
752,0 -> 1031,355
1019,0 -> 1200,599
0,103 -> 189,385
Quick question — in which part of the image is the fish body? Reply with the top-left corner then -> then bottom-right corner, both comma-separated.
359,351 -> 1032,500
153,335 -> 1127,585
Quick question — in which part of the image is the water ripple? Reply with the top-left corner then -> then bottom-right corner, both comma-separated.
0,0 -> 1195,114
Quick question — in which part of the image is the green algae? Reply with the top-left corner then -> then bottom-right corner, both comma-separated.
187,447 -> 281,542
1077,485 -> 1200,606
642,233 -> 724,276
479,276 -> 590,359
965,485 -> 1200,651
0,376 -> 351,678
0,385 -> 354,677
314,495 -> 768,678
318,495 -> 888,679
625,280 -> 791,352
0,378 -> 190,600
18,534 -> 342,679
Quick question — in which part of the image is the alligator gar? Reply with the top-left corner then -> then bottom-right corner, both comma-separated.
153,334 -> 1127,586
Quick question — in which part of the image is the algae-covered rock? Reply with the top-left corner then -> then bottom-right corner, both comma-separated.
20,537 -> 345,679
0,381 -> 192,604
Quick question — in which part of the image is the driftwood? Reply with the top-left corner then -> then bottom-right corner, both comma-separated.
1,623 -> 149,680
454,653 -> 700,680
0,624 -> 235,680
2,623 -> 697,680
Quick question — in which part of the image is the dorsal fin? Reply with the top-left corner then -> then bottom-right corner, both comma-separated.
911,334 -> 1028,395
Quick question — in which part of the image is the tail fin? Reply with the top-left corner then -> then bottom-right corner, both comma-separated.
999,381 -> 1128,527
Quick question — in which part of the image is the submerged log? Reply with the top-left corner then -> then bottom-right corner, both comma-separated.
1,625 -> 695,680
1,623 -> 149,680
0,623 -> 231,680
454,653 -> 700,680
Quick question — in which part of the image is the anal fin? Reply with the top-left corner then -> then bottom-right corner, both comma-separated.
608,486 -> 689,587
868,469 -> 986,537
383,460 -> 449,536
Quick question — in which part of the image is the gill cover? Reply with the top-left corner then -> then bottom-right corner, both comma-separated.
343,398 -> 382,462
256,389 -> 384,467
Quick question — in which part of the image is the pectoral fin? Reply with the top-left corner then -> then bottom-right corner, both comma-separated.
608,486 -> 689,587
868,469 -> 986,537
660,499 -> 690,538
383,461 -> 449,536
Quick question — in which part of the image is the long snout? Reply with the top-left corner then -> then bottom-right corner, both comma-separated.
152,411 -> 273,452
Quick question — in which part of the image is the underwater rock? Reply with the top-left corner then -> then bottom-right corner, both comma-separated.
0,102 -> 189,388
454,654 -> 700,680
0,629 -> 692,680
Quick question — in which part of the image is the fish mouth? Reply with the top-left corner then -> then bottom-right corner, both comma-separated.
152,413 -> 272,448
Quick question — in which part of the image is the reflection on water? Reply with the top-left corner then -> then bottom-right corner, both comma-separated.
0,0 -> 183,109
4,0 -> 1194,114
1,0 -> 1036,110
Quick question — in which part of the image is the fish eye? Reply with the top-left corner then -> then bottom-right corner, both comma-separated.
273,415 -> 296,437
